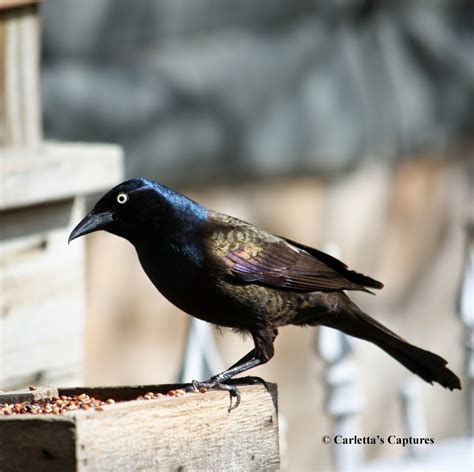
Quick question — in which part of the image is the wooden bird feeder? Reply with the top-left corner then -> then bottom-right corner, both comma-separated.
0,382 -> 280,471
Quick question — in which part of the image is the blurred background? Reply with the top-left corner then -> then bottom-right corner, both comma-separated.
1,0 -> 473,470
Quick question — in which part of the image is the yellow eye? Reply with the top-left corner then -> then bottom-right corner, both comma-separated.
117,192 -> 128,204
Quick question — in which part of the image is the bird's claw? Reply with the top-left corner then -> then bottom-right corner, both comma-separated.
189,379 -> 241,412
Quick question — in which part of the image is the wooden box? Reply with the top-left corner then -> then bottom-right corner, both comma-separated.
0,382 -> 280,471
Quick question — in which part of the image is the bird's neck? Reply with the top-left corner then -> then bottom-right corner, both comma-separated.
133,210 -> 206,267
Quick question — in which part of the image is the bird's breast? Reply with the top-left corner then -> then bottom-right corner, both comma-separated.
135,244 -> 246,327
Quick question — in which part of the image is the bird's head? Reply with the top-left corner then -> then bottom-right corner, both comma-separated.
68,178 -> 206,244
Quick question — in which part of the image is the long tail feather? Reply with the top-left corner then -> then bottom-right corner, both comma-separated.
324,295 -> 461,390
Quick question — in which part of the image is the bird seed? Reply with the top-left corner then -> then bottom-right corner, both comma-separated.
0,387 -> 205,416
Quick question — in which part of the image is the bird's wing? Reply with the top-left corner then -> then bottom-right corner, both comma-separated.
205,215 -> 383,293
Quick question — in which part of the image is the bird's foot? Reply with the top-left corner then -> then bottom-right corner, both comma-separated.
189,378 -> 241,412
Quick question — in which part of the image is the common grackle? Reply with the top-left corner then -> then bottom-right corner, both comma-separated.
69,178 -> 461,408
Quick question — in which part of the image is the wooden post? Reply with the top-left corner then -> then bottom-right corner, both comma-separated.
0,382 -> 280,471
0,1 -> 42,147
0,2 -> 123,391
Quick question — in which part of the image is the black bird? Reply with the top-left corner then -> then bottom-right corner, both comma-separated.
69,178 -> 461,407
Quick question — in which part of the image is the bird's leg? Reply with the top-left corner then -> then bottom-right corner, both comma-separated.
228,348 -> 255,369
190,328 -> 277,412
211,357 -> 263,383
216,351 -> 269,390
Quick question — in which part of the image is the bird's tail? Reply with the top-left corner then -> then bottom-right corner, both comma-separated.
323,294 -> 461,390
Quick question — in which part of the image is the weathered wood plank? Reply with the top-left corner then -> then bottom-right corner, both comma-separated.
0,416 -> 77,472
0,142 -> 124,210
0,382 -> 280,472
0,198 -> 85,390
0,386 -> 58,404
0,3 -> 41,146
1,298 -> 84,389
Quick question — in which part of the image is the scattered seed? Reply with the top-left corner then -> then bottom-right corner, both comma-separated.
0,385 -> 207,415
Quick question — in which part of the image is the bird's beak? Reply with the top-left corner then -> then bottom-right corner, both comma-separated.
68,211 -> 114,244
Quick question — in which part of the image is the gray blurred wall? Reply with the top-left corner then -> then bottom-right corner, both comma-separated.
42,0 -> 474,183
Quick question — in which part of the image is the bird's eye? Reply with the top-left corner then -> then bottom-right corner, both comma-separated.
117,192 -> 128,204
